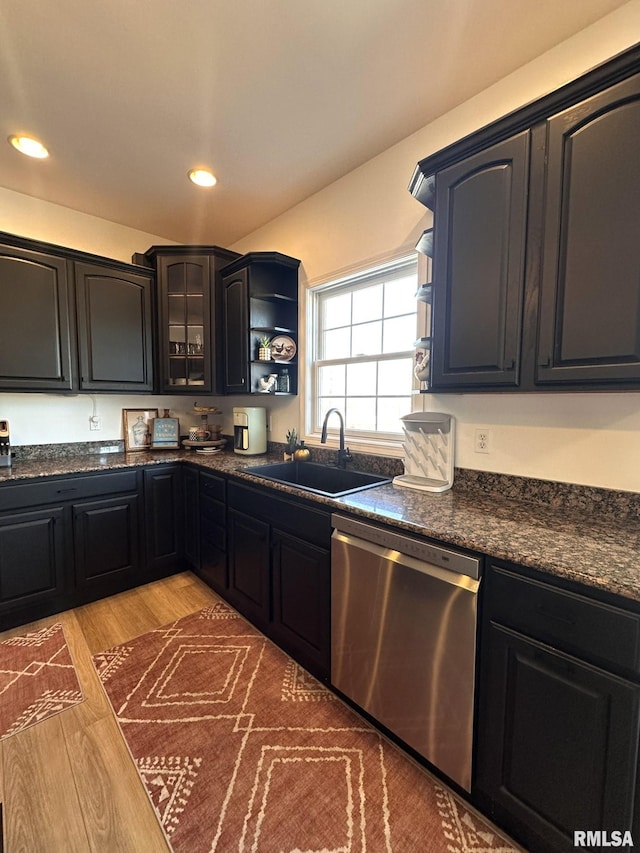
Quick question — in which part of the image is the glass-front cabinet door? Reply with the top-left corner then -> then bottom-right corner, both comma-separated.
165,257 -> 209,389
142,245 -> 241,394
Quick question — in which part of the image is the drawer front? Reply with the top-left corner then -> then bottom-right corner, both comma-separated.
200,494 -> 225,527
199,472 -> 226,503
489,564 -> 640,675
0,470 -> 140,511
228,482 -> 331,549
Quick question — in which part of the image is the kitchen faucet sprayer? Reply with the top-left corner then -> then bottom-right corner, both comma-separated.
320,408 -> 352,468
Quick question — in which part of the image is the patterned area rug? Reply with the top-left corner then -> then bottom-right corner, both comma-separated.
0,623 -> 84,740
93,603 -> 518,853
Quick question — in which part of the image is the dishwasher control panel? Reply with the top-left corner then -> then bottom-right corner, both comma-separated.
331,513 -> 481,579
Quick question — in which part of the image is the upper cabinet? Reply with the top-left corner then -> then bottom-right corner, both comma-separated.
75,262 -> 153,392
430,132 -> 529,389
0,233 -> 154,394
536,72 -> 640,386
0,242 -> 74,391
140,246 -> 240,394
221,252 -> 300,396
410,44 -> 640,393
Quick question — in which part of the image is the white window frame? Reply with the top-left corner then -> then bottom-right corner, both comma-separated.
304,254 -> 423,456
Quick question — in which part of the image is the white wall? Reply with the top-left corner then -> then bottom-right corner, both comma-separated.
2,4 -> 640,491
230,2 -> 640,493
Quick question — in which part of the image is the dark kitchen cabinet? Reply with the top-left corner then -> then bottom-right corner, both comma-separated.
198,470 -> 227,594
227,481 -> 331,679
475,563 -> 640,853
0,506 -> 68,618
140,245 -> 240,394
221,252 -> 300,396
73,493 -> 142,592
0,468 -> 158,630
430,133 -> 529,389
535,71 -> 640,385
143,465 -> 184,576
183,465 -> 200,571
271,527 -> 331,677
411,44 -> 640,392
227,508 -> 270,631
0,243 -> 75,391
75,261 -> 154,392
0,231 -> 156,394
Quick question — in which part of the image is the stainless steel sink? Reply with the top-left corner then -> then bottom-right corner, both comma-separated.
243,460 -> 392,497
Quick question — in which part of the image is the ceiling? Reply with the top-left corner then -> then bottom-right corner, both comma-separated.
0,0 -> 630,246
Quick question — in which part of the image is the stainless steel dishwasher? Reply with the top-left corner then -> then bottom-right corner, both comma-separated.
331,513 -> 481,792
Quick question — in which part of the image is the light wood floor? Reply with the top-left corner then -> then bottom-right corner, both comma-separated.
0,572 -> 219,853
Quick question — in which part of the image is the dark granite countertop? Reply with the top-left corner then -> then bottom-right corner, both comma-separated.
2,449 -> 639,605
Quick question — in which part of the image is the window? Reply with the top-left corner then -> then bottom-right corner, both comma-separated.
307,256 -> 419,447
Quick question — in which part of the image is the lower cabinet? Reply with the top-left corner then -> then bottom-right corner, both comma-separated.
0,466 -> 187,630
183,465 -> 200,571
475,563 -> 640,853
228,508 -> 270,630
0,506 -> 68,614
198,471 -> 227,594
227,482 -> 331,680
143,465 -> 184,576
74,493 -> 142,592
270,528 -> 330,676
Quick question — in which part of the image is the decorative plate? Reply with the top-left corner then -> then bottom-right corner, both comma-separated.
270,335 -> 296,362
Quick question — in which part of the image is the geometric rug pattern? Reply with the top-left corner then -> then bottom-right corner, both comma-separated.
93,601 -> 519,852
0,622 -> 84,741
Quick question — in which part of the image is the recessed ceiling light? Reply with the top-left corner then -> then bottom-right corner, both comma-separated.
8,135 -> 49,159
188,168 -> 217,187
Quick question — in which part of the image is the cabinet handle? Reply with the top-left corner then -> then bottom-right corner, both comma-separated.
56,487 -> 78,494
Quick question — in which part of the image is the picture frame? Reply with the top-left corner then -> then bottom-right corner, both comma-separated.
122,408 -> 158,452
150,414 -> 181,449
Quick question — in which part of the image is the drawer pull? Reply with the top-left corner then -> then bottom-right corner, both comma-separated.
56,487 -> 78,494
536,604 -> 575,627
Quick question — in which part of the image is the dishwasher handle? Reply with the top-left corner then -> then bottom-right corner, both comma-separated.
331,513 -> 481,580
332,529 -> 480,593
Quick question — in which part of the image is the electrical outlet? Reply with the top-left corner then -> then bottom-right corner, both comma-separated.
474,428 -> 491,454
89,415 -> 102,431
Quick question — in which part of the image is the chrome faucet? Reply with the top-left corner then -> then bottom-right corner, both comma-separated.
320,408 -> 353,468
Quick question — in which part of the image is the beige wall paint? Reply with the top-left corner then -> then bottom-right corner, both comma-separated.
230,2 -> 640,492
1,3 -> 639,490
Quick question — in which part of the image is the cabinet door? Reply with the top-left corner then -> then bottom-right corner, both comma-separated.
536,72 -> 640,385
183,466 -> 200,570
75,262 -> 154,391
222,268 -> 250,393
157,255 -> 212,393
475,622 -> 640,852
0,507 -> 67,615
198,472 -> 227,593
0,245 -> 75,391
227,507 -> 269,629
143,466 -> 183,576
271,528 -> 330,679
431,132 -> 529,389
73,494 -> 141,593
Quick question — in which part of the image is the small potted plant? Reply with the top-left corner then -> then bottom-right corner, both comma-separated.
284,427 -> 297,461
257,336 -> 272,361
